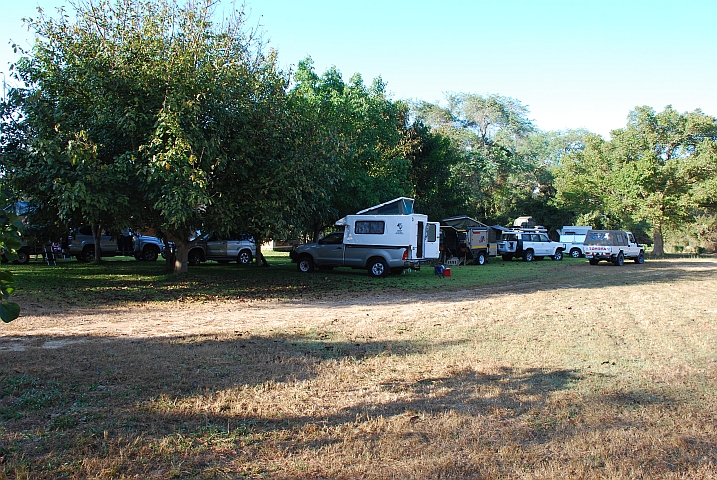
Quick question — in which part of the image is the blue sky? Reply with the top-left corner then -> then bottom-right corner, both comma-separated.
2,0 -> 715,137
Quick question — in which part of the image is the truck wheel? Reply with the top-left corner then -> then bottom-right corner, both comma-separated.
188,249 -> 202,266
523,250 -> 534,262
613,252 -> 624,266
589,259 -> 599,265
570,248 -> 581,258
634,252 -> 645,264
502,254 -> 513,262
367,258 -> 388,278
237,249 -> 252,265
297,255 -> 314,273
141,246 -> 159,262
82,246 -> 96,262
552,250 -> 563,261
475,251 -> 487,265
15,248 -> 30,265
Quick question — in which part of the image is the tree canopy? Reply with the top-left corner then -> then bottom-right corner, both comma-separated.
1,1 -> 716,266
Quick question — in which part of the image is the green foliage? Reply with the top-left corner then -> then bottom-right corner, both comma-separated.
0,192 -> 22,323
289,59 -> 413,238
3,0 -> 317,272
553,106 -> 717,255
413,94 -> 561,225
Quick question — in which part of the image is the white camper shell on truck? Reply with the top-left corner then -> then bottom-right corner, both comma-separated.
290,197 -> 440,277
559,226 -> 592,258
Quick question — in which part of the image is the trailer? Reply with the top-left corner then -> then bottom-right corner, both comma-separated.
439,216 -> 501,265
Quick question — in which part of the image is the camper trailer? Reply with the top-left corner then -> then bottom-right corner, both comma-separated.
290,197 -> 440,277
440,216 -> 500,265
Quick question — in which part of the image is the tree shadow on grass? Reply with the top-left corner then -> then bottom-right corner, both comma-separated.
3,331 -> 707,478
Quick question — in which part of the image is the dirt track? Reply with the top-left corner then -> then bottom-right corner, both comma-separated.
3,258 -> 716,353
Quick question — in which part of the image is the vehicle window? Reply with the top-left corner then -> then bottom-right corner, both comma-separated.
78,225 -> 93,236
628,233 -> 636,243
322,233 -> 344,245
587,232 -> 611,245
355,221 -> 385,235
427,223 -> 437,242
538,234 -> 550,242
503,233 -> 517,242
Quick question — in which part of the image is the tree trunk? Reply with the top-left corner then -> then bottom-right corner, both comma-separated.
652,223 -> 665,258
254,240 -> 269,267
92,223 -> 103,264
163,233 -> 191,273
173,240 -> 190,273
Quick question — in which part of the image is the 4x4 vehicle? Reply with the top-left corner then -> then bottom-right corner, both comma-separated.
583,230 -> 645,266
498,229 -> 566,262
290,231 -> 423,278
66,226 -> 164,262
184,234 -> 256,266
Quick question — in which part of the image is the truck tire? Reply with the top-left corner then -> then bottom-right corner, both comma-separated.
502,254 -> 513,262
367,258 -> 388,278
82,245 -> 96,262
570,248 -> 581,258
523,250 -> 534,262
634,252 -> 645,264
141,245 -> 159,262
188,249 -> 202,266
613,252 -> 624,266
552,250 -> 563,261
237,249 -> 252,265
297,255 -> 314,273
475,251 -> 487,265
15,248 -> 30,265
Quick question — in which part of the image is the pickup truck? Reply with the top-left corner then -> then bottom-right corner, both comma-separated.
583,230 -> 645,266
66,226 -> 164,262
290,232 -> 418,278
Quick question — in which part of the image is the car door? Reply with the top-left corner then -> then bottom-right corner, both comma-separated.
205,236 -> 227,260
314,232 -> 345,266
626,232 -> 640,256
100,230 -> 117,254
537,233 -> 552,255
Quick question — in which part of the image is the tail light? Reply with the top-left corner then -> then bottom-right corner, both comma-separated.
402,249 -> 408,261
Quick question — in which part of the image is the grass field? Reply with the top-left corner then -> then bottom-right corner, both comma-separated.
1,254 -> 716,478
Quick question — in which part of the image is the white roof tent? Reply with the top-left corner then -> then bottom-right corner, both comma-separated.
336,197 -> 415,226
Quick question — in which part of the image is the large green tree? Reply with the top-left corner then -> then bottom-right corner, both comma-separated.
3,0 -> 307,272
412,93 -> 538,224
554,106 -> 717,255
289,60 -> 414,240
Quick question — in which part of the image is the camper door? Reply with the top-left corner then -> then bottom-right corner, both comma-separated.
424,222 -> 440,259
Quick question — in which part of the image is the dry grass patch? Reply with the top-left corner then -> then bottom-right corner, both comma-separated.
1,258 -> 716,478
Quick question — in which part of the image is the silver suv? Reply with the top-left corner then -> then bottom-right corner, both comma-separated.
185,234 -> 256,266
498,230 -> 566,262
